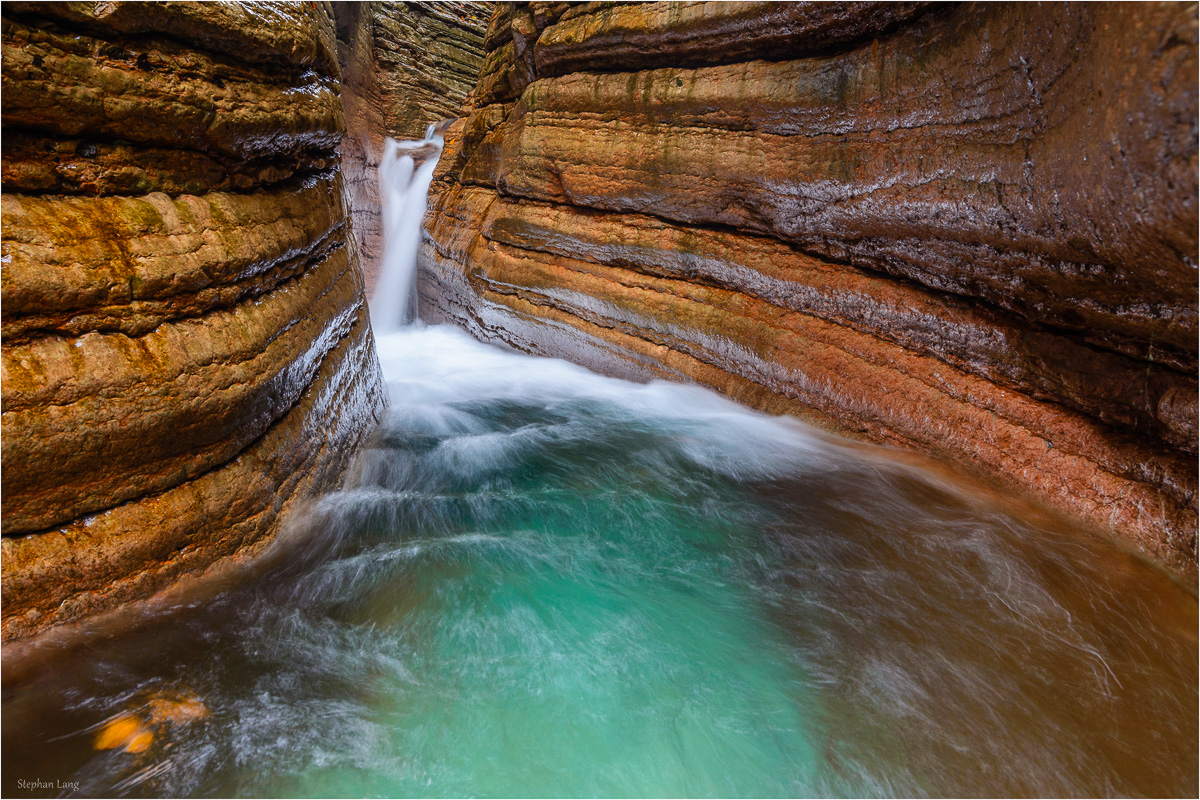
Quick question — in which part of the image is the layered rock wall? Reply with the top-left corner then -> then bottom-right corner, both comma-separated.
420,2 -> 1199,576
1,1 -> 388,641
376,2 -> 493,141
334,1 -> 490,288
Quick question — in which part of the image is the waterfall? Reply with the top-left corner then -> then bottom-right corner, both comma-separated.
370,124 -> 444,333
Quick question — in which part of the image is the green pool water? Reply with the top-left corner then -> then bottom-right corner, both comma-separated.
2,325 -> 1196,798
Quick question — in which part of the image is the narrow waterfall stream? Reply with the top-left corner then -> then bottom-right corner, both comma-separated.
369,126 -> 443,333
2,135 -> 1195,799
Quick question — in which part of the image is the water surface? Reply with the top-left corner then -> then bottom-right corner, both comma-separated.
2,325 -> 1196,798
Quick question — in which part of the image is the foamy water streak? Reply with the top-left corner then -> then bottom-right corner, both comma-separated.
369,125 -> 442,332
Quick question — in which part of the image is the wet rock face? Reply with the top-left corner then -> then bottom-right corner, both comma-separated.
420,2 -> 1199,577
333,1 -> 491,289
0,1 -> 388,641
375,2 -> 493,141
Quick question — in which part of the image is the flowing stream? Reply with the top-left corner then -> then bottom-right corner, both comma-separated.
1,135 -> 1196,798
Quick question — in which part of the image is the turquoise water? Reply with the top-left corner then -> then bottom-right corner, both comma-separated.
2,325 -> 1196,797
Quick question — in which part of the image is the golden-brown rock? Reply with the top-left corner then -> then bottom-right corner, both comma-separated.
1,307 -> 383,642
1,17 -> 343,160
374,2 -> 492,139
1,1 -> 387,641
1,178 -> 346,338
535,1 -> 934,76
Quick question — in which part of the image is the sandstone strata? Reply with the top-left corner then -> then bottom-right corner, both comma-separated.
333,1 -> 490,288
1,1 -> 387,641
420,2 -> 1199,576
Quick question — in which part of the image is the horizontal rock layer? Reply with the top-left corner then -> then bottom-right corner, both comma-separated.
420,1 -> 1198,576
1,1 -> 387,641
535,1 -> 934,75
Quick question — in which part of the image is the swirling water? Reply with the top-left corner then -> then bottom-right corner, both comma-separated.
2,324 -> 1196,798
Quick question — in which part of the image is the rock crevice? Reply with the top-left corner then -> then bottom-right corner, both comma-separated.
332,1 -> 492,287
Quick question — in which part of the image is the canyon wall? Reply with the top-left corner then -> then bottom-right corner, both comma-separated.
0,1 -> 388,641
334,1 -> 491,288
419,2 -> 1199,577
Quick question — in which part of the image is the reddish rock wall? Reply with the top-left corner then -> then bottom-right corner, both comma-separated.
420,1 -> 1199,577
0,1 -> 388,641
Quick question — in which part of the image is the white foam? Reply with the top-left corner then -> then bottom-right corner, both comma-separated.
373,325 -> 831,481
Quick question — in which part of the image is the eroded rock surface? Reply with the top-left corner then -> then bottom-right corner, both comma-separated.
420,1 -> 1199,577
1,1 -> 388,641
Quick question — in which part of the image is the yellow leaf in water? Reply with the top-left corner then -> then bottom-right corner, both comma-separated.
93,715 -> 149,752
92,689 -> 204,756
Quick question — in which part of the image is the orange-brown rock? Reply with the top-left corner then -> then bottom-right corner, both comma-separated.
333,1 -> 390,293
420,2 -> 1199,577
1,16 -> 343,160
1,2 -> 387,641
535,1 -> 934,76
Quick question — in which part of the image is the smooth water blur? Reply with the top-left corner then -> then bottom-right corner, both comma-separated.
369,131 -> 442,333
2,325 -> 1196,798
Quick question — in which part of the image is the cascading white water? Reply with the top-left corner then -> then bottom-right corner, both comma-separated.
369,124 -> 443,332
